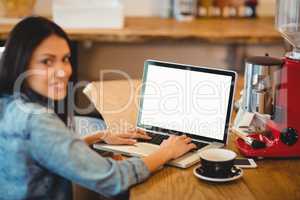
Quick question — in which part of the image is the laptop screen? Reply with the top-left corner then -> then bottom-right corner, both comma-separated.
0,47 -> 4,59
137,60 -> 236,144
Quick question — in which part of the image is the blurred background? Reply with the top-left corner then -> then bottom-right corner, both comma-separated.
0,0 -> 276,18
0,0 -> 283,81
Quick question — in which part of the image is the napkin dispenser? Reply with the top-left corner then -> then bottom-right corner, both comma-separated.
52,0 -> 124,29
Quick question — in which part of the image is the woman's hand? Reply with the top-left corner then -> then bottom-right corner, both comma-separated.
82,129 -> 151,146
102,129 -> 151,145
159,135 -> 196,160
142,135 -> 196,173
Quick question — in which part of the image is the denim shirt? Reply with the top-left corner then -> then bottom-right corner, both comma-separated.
0,95 -> 150,200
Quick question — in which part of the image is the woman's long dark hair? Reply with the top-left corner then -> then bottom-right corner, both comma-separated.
0,16 -> 74,125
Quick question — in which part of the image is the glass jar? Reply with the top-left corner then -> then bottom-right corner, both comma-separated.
173,0 -> 198,21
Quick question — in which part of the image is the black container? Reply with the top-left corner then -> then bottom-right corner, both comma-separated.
199,149 -> 237,178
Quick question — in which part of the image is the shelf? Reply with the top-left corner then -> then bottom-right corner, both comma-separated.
0,17 -> 282,44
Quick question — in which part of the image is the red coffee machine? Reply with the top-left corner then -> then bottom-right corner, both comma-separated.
233,0 -> 300,158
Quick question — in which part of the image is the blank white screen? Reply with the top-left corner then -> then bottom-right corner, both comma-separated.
140,65 -> 233,141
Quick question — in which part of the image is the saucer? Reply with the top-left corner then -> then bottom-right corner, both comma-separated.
193,165 -> 243,182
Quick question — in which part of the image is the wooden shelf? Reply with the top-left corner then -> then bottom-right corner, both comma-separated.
0,17 -> 282,44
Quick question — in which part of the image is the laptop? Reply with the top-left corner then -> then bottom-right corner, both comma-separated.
0,47 -> 4,58
94,60 -> 237,168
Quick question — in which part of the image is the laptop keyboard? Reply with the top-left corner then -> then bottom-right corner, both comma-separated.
138,132 -> 209,149
138,132 -> 169,145
193,141 -> 209,149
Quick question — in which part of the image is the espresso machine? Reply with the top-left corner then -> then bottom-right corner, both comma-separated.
233,0 -> 300,158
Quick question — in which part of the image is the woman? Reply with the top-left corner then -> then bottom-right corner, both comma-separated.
0,16 -> 196,199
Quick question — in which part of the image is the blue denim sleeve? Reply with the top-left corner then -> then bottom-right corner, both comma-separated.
27,111 -> 150,197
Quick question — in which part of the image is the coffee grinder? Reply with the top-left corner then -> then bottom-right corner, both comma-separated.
233,0 -> 300,158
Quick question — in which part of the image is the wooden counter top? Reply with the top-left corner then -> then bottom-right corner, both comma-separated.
0,17 -> 282,44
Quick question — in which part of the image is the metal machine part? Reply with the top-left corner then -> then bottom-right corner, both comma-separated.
233,55 -> 283,134
243,55 -> 283,116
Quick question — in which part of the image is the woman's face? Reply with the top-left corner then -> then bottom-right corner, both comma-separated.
26,34 -> 72,100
